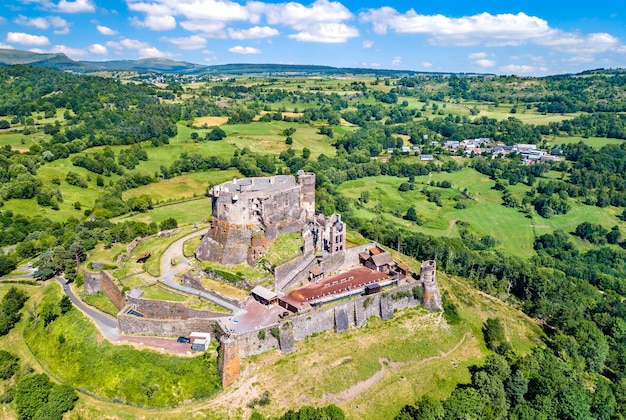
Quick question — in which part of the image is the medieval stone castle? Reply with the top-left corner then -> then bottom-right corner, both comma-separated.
195,171 -> 345,266
83,171 -> 443,388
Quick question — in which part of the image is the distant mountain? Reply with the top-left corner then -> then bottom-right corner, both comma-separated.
80,57 -> 208,74
0,48 -> 477,77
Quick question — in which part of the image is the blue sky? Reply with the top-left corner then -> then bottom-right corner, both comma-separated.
2,0 -> 626,75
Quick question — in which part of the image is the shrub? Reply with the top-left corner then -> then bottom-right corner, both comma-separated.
269,327 -> 280,340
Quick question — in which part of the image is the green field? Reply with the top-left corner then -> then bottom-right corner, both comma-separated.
223,120 -> 339,157
339,169 -> 626,258
122,169 -> 241,203
114,198 -> 212,226
548,135 -> 626,148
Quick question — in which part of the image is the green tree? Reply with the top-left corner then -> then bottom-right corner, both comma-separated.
405,207 -> 418,222
483,317 -> 510,354
160,217 -> 178,231
59,295 -> 72,314
0,350 -> 19,380
15,373 -> 53,420
505,369 -> 529,406
206,127 -> 227,141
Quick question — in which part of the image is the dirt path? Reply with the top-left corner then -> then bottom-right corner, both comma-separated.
447,219 -> 458,233
321,332 -> 470,404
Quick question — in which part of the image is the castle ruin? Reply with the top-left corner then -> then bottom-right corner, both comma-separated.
195,171 -> 346,265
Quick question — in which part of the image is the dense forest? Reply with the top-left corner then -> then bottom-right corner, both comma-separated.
3,65 -> 626,418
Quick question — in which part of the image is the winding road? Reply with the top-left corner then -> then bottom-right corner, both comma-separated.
54,275 -> 120,340
159,229 -> 243,314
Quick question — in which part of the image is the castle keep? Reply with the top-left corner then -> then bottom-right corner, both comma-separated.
195,171 -> 345,265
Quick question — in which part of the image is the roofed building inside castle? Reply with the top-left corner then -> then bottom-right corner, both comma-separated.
195,171 -> 346,266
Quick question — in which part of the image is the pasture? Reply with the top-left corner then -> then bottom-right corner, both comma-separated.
338,169 -> 626,258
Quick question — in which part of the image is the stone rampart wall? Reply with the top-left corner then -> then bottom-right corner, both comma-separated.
117,312 -> 219,336
235,281 -> 425,358
236,327 -> 280,358
274,254 -> 316,291
340,243 -> 375,270
101,271 -> 126,310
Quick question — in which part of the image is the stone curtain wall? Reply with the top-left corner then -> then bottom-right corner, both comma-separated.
274,255 -> 317,292
236,327 -> 280,358
118,312 -> 220,336
236,281 -> 428,358
83,269 -> 125,310
274,243 -> 375,293
101,271 -> 126,310
340,244 -> 374,270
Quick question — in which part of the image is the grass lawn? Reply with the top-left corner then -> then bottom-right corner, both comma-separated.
262,232 -> 303,265
83,290 -> 119,315
139,285 -> 186,301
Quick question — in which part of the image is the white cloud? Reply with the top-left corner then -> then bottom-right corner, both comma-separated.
15,15 -> 49,29
131,14 -> 177,30
160,34 -> 207,49
6,32 -> 50,46
88,43 -> 108,54
257,0 -> 358,43
0,17 -> 6,25
229,45 -> 261,54
179,21 -> 226,35
360,9 -> 552,46
422,61 -> 432,68
475,59 -> 496,68
359,61 -> 380,67
0,43 -> 14,49
138,46 -> 168,58
127,0 -> 252,26
287,22 -> 357,43
50,44 -> 87,57
120,38 -> 150,49
359,7 -> 626,61
126,0 -> 357,43
97,25 -> 117,35
57,0 -> 95,13
362,40 -> 373,49
468,52 -> 487,60
500,64 -> 548,74
107,38 -> 171,58
19,0 -> 94,13
391,56 -> 401,66
228,26 -> 278,40
14,15 -> 69,33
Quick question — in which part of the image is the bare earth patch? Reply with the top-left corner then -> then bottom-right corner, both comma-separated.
193,116 -> 229,127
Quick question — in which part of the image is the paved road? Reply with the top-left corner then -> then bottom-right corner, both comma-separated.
159,229 -> 243,315
54,276 -> 120,340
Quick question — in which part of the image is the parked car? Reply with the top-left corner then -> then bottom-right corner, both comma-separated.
177,336 -> 190,343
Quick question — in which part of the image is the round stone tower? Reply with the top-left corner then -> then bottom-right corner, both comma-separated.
421,260 -> 443,310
